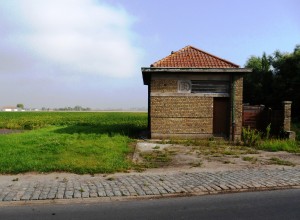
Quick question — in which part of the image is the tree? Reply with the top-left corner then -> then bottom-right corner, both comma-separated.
244,54 -> 273,106
244,45 -> 300,119
74,106 -> 83,111
244,56 -> 263,104
271,45 -> 300,117
16,104 -> 24,109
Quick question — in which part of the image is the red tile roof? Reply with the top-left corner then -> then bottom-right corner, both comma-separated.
151,45 -> 239,68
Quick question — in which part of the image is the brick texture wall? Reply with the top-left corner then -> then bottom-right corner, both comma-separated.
150,79 -> 177,93
152,118 -> 212,134
232,75 -> 243,140
150,79 -> 213,138
282,101 -> 292,131
149,76 -> 244,140
151,96 -> 213,118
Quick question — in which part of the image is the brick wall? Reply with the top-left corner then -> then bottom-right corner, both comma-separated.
149,76 -> 244,140
150,79 -> 213,139
232,75 -> 243,140
151,118 -> 212,134
151,96 -> 213,118
282,101 -> 292,131
150,79 -> 177,93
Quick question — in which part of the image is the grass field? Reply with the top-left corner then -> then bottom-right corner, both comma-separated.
0,112 -> 298,174
0,112 -> 147,174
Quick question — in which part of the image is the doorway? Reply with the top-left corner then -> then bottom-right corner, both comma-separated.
213,98 -> 229,137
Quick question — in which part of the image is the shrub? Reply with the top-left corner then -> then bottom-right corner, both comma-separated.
242,127 -> 261,146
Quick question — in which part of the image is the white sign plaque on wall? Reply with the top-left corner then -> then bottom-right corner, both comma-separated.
178,80 -> 191,93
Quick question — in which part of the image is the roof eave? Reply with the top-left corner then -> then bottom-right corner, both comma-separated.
142,67 -> 252,73
141,67 -> 252,85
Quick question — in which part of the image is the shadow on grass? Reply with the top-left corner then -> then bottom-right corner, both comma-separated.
54,124 -> 146,138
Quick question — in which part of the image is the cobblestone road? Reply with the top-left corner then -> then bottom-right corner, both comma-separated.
0,168 -> 299,202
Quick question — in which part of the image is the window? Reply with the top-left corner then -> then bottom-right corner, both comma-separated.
191,80 -> 229,94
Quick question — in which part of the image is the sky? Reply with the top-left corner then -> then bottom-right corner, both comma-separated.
0,0 -> 299,109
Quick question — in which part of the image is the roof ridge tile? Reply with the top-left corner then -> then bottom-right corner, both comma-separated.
151,45 -> 239,68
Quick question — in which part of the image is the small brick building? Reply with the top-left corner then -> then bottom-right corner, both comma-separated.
142,45 -> 251,140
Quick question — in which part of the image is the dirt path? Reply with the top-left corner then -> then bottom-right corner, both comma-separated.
133,141 -> 300,174
0,129 -> 23,135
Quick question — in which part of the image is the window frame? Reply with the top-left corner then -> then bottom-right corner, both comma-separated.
191,80 -> 230,94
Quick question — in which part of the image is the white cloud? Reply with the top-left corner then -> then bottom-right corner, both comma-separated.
0,0 -> 142,78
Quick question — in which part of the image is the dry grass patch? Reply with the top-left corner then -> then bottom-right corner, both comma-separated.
268,157 -> 295,167
139,149 -> 175,168
243,156 -> 258,164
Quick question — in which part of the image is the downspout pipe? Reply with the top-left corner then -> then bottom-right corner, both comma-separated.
148,80 -> 151,139
231,74 -> 236,141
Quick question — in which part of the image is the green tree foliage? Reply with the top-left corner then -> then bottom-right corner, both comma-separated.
244,45 -> 300,118
244,53 -> 273,106
16,104 -> 24,109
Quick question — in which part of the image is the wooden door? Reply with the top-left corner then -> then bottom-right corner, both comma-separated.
213,98 -> 229,137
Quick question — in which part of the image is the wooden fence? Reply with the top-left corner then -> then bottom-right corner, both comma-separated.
242,104 -> 283,135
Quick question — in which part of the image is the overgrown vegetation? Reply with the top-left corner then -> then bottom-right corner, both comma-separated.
244,45 -> 300,118
242,44 -> 300,153
0,112 -> 147,174
257,139 -> 299,153
242,127 -> 261,146
241,122 -> 300,153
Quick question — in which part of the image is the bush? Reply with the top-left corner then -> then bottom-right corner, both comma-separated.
242,127 -> 261,146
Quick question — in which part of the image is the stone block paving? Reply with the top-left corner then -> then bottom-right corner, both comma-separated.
0,168 -> 299,202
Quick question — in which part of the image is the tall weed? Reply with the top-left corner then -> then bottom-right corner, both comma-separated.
242,127 -> 261,146
265,123 -> 271,140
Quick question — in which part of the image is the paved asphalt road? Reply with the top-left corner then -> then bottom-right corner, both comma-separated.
0,189 -> 299,220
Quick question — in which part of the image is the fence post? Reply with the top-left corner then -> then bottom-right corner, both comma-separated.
282,101 -> 295,140
282,101 -> 292,131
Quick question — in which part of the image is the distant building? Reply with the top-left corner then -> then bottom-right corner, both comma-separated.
141,45 -> 252,140
1,106 -> 19,112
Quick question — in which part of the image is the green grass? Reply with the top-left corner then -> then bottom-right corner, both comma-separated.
241,121 -> 300,153
0,112 -> 147,174
257,139 -> 300,153
0,112 -> 147,136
